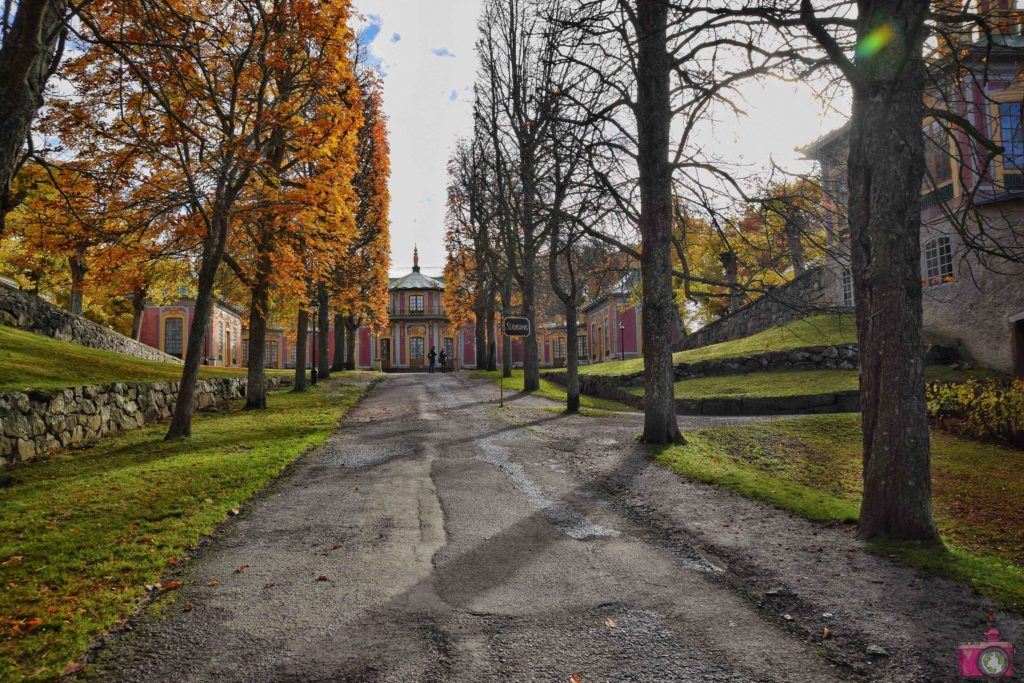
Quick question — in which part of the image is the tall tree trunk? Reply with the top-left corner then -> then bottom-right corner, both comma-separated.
332,312 -> 346,371
499,288 -> 512,378
719,251 -> 740,313
635,0 -> 682,444
317,284 -> 331,380
68,249 -> 86,315
784,210 -> 806,275
848,0 -> 938,541
486,307 -> 497,371
0,0 -> 68,234
293,308 -> 308,392
474,305 -> 487,371
244,277 -> 270,410
564,306 -> 580,413
131,285 -> 148,340
521,256 -> 540,391
166,226 -> 227,439
344,316 -> 358,371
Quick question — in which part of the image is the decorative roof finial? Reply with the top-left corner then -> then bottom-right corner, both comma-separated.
413,244 -> 420,273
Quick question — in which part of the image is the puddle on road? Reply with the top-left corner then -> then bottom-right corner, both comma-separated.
476,436 -> 619,541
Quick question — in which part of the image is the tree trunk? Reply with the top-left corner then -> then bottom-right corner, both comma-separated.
499,290 -> 512,378
486,307 -> 497,371
784,210 -> 806,275
244,278 -> 270,410
719,251 -> 741,312
0,0 -> 68,234
635,0 -> 682,444
68,249 -> 86,315
564,305 -> 580,413
474,305 -> 487,371
848,0 -> 938,541
344,316 -> 358,371
332,312 -> 346,371
317,284 -> 331,380
521,255 -> 540,391
131,286 -> 147,340
293,308 -> 308,392
166,227 -> 226,439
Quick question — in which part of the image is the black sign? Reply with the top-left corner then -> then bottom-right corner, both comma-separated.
503,317 -> 531,337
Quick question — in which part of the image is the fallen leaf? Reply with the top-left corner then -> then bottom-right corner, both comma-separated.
604,617 -> 617,628
316,575 -> 330,582
331,544 -> 342,550
822,627 -> 832,639
62,661 -> 85,676
235,565 -> 248,574
161,581 -> 181,591
783,614 -> 793,621
25,618 -> 43,631
987,611 -> 994,622
264,582 -> 275,589
183,603 -> 193,613
230,508 -> 240,516
1,556 -> 22,566
168,557 -> 178,567
209,579 -> 220,587
569,675 -> 582,683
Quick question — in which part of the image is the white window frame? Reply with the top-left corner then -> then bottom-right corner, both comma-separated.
924,236 -> 954,284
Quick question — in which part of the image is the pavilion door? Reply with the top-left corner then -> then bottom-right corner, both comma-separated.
410,337 -> 425,368
381,339 -> 392,371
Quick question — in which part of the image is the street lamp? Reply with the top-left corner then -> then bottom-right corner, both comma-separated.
311,299 -> 319,385
618,321 -> 625,361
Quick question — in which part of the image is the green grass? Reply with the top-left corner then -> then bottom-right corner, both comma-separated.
622,366 -> 998,400
0,382 -> 369,680
658,414 -> 1024,609
0,325 -> 295,392
471,369 -> 637,412
579,313 -> 858,376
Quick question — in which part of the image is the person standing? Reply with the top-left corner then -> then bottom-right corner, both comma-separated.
428,346 -> 437,374
438,347 -> 448,373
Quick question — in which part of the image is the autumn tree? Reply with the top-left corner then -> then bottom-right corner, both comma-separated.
222,0 -> 363,409
0,0 -> 74,235
65,0 -> 359,437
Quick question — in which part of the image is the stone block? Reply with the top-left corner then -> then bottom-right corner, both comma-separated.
16,438 -> 35,460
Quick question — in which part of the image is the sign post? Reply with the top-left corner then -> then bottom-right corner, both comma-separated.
499,316 -> 531,408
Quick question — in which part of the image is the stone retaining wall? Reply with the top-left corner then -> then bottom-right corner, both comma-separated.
0,281 -> 180,363
672,391 -> 861,416
547,344 -> 860,390
672,268 -> 851,352
0,376 -> 281,466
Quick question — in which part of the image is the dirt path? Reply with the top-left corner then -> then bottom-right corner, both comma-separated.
87,373 -> 858,682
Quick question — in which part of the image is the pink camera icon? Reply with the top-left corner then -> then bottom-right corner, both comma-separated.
957,628 -> 1014,678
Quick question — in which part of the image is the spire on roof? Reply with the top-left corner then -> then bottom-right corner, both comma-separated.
413,244 -> 420,273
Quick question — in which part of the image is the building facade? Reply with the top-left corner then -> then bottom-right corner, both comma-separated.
804,24 -> 1024,376
139,299 -> 244,367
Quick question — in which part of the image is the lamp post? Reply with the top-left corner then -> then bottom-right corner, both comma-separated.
311,299 -> 319,385
618,321 -> 625,361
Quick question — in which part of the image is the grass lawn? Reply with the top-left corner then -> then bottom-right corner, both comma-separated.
622,366 -> 998,400
0,382 -> 369,680
471,369 -> 636,412
658,414 -> 1024,609
579,313 -> 858,377
0,325 -> 293,392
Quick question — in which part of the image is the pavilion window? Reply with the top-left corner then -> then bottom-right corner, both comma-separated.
924,236 -> 954,283
841,268 -> 854,308
999,102 -> 1024,174
409,294 -> 424,313
164,318 -> 183,358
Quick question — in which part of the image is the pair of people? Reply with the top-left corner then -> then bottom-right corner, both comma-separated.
427,346 -> 449,373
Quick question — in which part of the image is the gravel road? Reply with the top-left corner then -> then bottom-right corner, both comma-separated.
86,373 -> 1016,682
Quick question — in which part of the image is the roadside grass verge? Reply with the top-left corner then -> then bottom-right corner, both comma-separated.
658,414 -> 1024,609
0,382 -> 368,680
471,369 -> 636,412
580,313 -> 857,376
622,366 -> 997,400
0,324 -> 295,392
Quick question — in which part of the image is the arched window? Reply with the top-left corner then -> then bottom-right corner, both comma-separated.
924,236 -> 954,283
164,317 -> 184,358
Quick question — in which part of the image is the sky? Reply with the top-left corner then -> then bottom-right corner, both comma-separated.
353,2 -> 849,279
